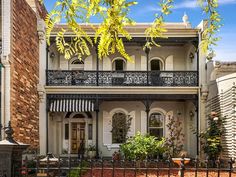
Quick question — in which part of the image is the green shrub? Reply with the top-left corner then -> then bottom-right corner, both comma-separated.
200,113 -> 224,160
68,161 -> 89,177
120,132 -> 166,160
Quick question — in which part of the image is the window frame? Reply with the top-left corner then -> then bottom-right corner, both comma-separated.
112,58 -> 126,71
111,112 -> 127,144
69,58 -> 85,71
148,112 -> 165,138
149,57 -> 165,71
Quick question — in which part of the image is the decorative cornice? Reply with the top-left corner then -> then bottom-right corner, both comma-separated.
37,84 -> 45,102
1,55 -> 11,67
37,19 -> 45,42
201,84 -> 209,101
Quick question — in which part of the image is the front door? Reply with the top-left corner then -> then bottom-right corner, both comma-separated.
71,122 -> 85,154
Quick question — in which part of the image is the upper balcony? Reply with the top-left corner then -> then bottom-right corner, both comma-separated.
46,70 -> 198,87
46,23 -> 200,88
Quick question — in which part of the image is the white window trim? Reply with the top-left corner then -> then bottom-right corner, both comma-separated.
112,57 -> 127,71
104,144 -> 121,151
69,58 -> 85,70
104,108 -> 129,150
149,57 -> 165,71
148,110 -> 166,137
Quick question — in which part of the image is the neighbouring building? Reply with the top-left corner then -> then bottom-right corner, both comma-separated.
207,61 -> 236,159
40,14 -> 209,158
0,0 -> 47,149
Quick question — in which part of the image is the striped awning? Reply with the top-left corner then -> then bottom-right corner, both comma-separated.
49,99 -> 95,112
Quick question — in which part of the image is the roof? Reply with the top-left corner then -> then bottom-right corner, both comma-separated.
51,22 -> 200,38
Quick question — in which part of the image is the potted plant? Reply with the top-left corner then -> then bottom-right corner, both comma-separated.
87,144 -> 96,159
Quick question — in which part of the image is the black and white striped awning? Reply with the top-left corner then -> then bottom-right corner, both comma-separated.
49,99 -> 95,112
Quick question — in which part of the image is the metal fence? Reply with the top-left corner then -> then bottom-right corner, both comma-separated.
46,70 -> 199,87
19,155 -> 236,177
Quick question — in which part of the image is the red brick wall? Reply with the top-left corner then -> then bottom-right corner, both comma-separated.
10,0 -> 40,149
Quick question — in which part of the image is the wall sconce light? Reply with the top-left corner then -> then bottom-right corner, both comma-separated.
189,110 -> 195,121
177,110 -> 182,116
189,52 -> 194,63
50,52 -> 55,59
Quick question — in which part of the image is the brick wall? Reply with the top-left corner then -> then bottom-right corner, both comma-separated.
10,0 -> 40,149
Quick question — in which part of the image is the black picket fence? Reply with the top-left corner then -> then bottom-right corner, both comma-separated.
20,155 -> 236,177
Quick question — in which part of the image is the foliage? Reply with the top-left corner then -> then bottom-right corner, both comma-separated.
45,0 -> 93,60
87,144 -> 96,151
68,161 -> 89,177
145,0 -> 174,49
198,0 -> 222,59
94,0 -> 137,61
44,0 -> 221,61
165,115 -> 184,157
111,114 -> 132,143
120,132 -> 166,160
200,113 -> 224,160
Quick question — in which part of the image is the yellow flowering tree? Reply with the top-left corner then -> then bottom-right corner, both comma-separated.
42,0 -> 221,61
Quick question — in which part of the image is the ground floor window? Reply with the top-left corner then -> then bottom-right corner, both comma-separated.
111,112 -> 127,144
88,124 -> 93,140
149,112 -> 164,138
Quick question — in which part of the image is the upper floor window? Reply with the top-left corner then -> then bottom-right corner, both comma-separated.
150,58 -> 164,71
112,58 -> 126,71
69,58 -> 84,70
149,112 -> 164,139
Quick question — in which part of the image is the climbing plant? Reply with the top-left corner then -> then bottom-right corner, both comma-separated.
41,0 -> 221,61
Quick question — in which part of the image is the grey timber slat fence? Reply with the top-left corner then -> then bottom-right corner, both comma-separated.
206,84 -> 236,159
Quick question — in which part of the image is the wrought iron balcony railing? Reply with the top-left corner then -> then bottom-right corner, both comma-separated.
46,70 -> 199,87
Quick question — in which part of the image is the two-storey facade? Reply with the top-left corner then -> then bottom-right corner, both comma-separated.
38,15 -> 208,158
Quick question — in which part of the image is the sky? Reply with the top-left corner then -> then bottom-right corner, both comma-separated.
44,0 -> 236,61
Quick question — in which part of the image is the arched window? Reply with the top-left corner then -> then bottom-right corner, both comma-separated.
70,58 -> 84,70
111,112 -> 127,143
112,58 -> 126,71
149,58 -> 164,71
73,113 -> 85,119
71,60 -> 84,65
149,112 -> 164,138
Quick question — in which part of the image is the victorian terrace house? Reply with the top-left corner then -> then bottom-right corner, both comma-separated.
41,14 -> 209,158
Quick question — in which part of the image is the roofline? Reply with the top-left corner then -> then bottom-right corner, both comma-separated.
51,23 -> 199,38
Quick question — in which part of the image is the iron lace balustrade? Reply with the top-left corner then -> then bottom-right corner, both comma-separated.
46,70 -> 199,87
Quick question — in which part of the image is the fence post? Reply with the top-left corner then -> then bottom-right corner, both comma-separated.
194,156 -> 198,177
167,157 -> 171,177
180,156 -> 185,177
216,158 -> 221,177
228,158 -> 235,177
112,159 -> 115,177
205,157 -> 209,177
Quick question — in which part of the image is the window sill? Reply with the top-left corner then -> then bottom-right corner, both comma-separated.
104,144 -> 121,151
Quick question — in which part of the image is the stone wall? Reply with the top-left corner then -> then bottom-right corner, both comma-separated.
10,0 -> 40,149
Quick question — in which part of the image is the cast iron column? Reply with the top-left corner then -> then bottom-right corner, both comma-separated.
95,96 -> 99,158
197,49 -> 199,87
196,96 -> 199,156
46,96 -> 49,154
95,44 -> 99,86
145,99 -> 150,134
145,47 -> 150,86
